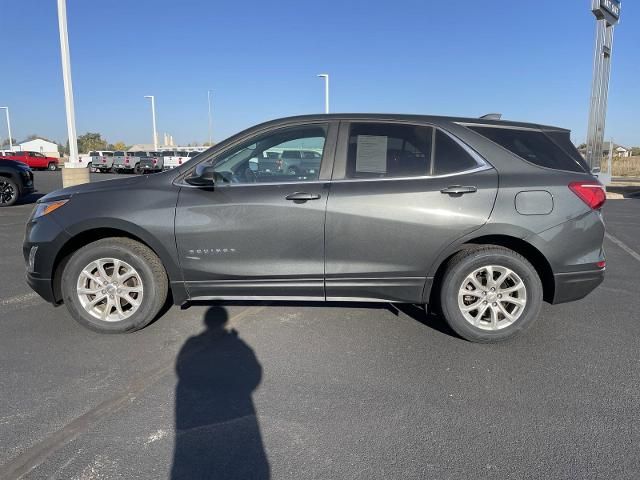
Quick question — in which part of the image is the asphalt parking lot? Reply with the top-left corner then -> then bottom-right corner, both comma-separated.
1,171 -> 639,479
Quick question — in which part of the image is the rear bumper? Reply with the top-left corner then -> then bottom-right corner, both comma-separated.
551,268 -> 604,304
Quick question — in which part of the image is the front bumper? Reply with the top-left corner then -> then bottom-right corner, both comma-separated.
23,214 -> 71,304
552,268 -> 605,304
26,272 -> 57,303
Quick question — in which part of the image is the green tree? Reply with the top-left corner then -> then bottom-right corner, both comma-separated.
107,141 -> 128,151
77,132 -> 108,153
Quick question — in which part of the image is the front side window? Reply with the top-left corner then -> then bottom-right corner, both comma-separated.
346,123 -> 432,179
210,124 -> 327,184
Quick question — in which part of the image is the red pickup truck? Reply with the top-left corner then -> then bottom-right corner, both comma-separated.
3,151 -> 59,170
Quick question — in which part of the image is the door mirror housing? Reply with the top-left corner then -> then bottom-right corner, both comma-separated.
186,164 -> 216,187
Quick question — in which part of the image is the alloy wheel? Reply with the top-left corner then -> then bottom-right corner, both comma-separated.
0,180 -> 17,205
458,265 -> 527,330
76,258 -> 144,322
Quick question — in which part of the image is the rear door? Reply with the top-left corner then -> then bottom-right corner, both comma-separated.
324,121 -> 498,303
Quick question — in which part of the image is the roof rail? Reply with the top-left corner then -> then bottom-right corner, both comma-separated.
479,113 -> 502,120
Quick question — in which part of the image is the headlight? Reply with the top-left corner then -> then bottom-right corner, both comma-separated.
32,200 -> 69,219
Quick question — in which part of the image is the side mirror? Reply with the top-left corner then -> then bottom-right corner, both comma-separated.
186,164 -> 216,187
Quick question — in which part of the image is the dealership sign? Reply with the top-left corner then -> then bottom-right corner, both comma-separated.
592,0 -> 621,24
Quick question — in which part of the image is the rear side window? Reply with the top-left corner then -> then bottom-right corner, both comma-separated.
468,126 -> 588,173
433,130 -> 479,175
114,151 -> 124,156
346,123 -> 432,179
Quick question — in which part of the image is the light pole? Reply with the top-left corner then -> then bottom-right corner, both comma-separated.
0,107 -> 12,151
144,95 -> 158,151
207,90 -> 213,145
57,0 -> 89,187
586,0 -> 621,175
317,74 -> 329,114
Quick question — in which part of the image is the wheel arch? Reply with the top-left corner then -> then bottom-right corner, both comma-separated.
51,226 -> 186,305
425,234 -> 555,307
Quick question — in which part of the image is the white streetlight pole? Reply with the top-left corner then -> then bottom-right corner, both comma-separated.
57,0 -> 79,164
144,95 -> 158,151
317,74 -> 329,114
207,90 -> 213,145
57,0 -> 89,187
0,107 -> 12,150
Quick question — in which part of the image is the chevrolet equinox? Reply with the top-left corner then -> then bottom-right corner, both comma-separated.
24,114 -> 606,342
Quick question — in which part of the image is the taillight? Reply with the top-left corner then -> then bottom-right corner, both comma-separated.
153,158 -> 157,164
596,260 -> 606,269
569,181 -> 606,210
179,159 -> 182,164
125,158 -> 129,164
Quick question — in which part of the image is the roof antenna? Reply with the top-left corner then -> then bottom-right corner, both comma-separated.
480,113 -> 502,120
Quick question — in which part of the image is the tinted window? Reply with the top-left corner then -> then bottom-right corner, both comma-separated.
433,130 -> 479,175
104,152 -> 113,157
346,123 -> 432,179
89,151 -> 98,156
468,126 -> 588,173
281,150 -> 301,159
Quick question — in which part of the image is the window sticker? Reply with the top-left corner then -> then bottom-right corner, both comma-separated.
356,135 -> 388,174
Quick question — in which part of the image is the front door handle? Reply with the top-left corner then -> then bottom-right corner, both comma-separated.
285,192 -> 321,201
440,185 -> 478,195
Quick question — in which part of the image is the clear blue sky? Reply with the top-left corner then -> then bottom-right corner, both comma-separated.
2,0 -> 638,147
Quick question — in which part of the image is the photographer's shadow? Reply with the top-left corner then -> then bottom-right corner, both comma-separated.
172,306 -> 269,479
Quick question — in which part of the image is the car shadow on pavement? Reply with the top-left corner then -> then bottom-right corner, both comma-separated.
172,306 -> 270,480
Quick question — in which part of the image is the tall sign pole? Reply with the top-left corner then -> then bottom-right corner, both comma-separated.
57,0 -> 89,186
585,0 -> 621,173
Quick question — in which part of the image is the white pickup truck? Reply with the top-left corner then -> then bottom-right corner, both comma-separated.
112,151 -> 142,174
78,151 -> 114,171
162,151 -> 203,170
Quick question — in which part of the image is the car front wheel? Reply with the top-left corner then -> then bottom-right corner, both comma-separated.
61,238 -> 168,333
48,162 -> 57,171
438,246 -> 543,343
0,177 -> 19,206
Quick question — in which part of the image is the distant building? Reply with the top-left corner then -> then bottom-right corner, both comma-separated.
14,138 -> 60,158
602,144 -> 632,158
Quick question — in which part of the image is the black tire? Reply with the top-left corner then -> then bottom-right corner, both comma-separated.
438,246 -> 543,343
61,238 -> 168,333
0,177 -> 19,207
48,162 -> 57,171
133,163 -> 141,174
87,162 -> 94,172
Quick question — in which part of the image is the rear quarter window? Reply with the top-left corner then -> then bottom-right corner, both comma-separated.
468,126 -> 588,173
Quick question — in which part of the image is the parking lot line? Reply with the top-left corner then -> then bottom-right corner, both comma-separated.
0,304 -> 266,480
605,232 -> 640,263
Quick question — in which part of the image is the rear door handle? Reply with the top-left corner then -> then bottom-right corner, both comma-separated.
440,185 -> 478,195
285,192 -> 321,201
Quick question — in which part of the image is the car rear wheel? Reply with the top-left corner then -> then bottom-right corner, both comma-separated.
0,177 -> 18,206
61,238 -> 168,333
48,162 -> 57,171
438,246 -> 543,343
133,164 -> 141,174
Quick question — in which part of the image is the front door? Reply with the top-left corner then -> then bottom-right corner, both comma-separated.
324,121 -> 498,303
175,122 -> 336,300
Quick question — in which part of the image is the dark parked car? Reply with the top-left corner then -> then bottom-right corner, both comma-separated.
1,159 -> 34,206
23,114 -> 606,342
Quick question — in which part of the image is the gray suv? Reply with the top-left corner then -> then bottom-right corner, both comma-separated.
23,114 -> 606,342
